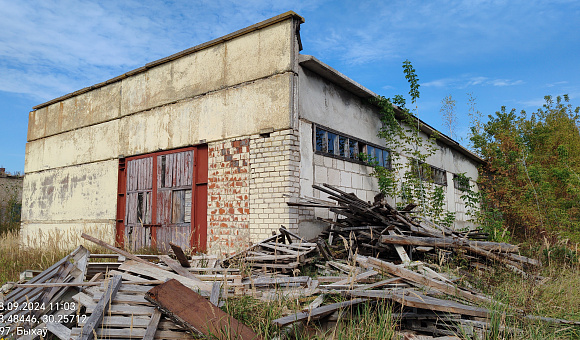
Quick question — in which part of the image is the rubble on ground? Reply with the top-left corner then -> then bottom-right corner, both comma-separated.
1,184 -> 578,339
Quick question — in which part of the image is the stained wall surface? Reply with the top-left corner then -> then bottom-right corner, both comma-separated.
22,15 -> 301,246
297,64 -> 481,233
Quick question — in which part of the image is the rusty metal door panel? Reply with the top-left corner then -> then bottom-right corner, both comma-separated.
118,147 -> 206,252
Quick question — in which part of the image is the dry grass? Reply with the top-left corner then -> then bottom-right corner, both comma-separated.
2,228 -> 580,339
0,225 -> 155,283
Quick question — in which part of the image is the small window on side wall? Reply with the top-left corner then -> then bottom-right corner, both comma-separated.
313,124 -> 391,169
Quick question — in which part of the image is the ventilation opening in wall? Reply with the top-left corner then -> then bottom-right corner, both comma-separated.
259,127 -> 274,138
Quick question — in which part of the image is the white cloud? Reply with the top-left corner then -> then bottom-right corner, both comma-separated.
518,98 -> 547,107
422,75 -> 524,90
546,81 -> 569,87
489,79 -> 524,87
0,0 -> 326,100
422,79 -> 452,88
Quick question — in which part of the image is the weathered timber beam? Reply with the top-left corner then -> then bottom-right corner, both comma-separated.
79,275 -> 122,340
81,233 -> 157,267
367,257 -> 491,305
380,234 -> 519,253
169,242 -> 191,267
271,298 -> 367,327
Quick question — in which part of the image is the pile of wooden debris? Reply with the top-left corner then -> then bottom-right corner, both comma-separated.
1,185 -> 578,339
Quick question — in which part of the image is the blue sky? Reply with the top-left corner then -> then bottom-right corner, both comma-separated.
1,0 -> 579,174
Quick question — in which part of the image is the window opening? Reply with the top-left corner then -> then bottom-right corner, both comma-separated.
313,124 -> 391,169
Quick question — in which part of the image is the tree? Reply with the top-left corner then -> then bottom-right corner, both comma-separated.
440,94 -> 457,139
370,61 -> 455,227
470,95 -> 580,242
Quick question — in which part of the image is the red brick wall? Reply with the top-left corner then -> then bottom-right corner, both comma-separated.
207,138 -> 250,255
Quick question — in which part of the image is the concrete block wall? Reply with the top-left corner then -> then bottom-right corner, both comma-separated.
249,129 -> 301,242
207,138 -> 251,255
21,14 -> 301,243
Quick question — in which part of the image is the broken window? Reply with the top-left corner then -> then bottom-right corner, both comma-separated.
453,174 -> 470,191
338,136 -> 348,157
313,124 -> 391,169
411,161 -> 448,186
348,139 -> 358,159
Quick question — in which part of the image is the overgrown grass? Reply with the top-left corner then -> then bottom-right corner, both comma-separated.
458,246 -> 580,339
2,228 -> 580,339
0,226 -> 160,283
220,295 -> 397,339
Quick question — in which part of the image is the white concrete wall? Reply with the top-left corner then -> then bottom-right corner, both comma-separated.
298,64 -> 480,232
23,16 -> 300,241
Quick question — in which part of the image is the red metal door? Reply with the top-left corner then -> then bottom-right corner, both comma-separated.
116,146 -> 207,252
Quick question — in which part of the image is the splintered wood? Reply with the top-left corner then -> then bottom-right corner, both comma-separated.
223,226 -> 317,273
3,185 -> 576,339
289,183 -> 539,271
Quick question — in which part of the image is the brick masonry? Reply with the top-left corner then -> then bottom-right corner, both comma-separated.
207,138 -> 250,255
206,129 -> 301,255
249,129 -> 301,242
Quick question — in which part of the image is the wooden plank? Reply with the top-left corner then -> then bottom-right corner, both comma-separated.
143,309 -> 163,340
388,230 -> 411,264
79,315 -> 150,328
258,243 -> 300,255
14,280 -> 161,288
159,255 -> 199,280
119,260 -> 212,293
81,233 -> 158,267
271,298 -> 367,327
390,291 -> 490,318
145,279 -> 262,340
243,254 -> 299,261
346,289 -> 489,318
210,282 -> 221,306
169,242 -> 191,267
46,322 -> 72,340
327,270 -> 378,287
249,276 -> 311,287
79,275 -> 122,340
91,292 -> 150,305
107,269 -> 153,282
85,304 -> 156,316
380,234 -> 519,253
367,257 -> 491,305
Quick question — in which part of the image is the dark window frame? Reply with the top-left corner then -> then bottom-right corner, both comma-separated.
453,174 -> 470,191
313,124 -> 391,169
410,160 -> 448,186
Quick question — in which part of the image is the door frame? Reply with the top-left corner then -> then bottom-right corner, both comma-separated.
116,145 -> 208,251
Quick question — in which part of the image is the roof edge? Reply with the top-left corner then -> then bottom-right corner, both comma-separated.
299,54 -> 377,99
299,54 -> 484,165
33,11 -> 305,111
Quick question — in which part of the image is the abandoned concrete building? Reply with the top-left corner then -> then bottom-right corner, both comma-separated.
22,12 -> 483,254
0,168 -> 23,227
